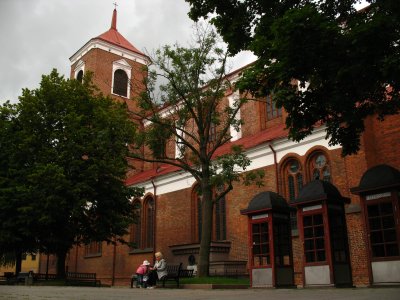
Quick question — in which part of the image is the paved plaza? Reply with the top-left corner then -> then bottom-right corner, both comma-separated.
0,285 -> 399,300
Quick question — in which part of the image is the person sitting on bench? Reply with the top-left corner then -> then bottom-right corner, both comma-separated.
147,252 -> 167,289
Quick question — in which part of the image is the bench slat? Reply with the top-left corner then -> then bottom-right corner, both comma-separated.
160,263 -> 194,288
66,272 -> 100,287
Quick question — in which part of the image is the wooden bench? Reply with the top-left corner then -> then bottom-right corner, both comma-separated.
160,263 -> 194,288
65,272 -> 101,287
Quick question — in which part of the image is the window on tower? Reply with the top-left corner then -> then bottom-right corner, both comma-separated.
113,69 -> 128,97
76,70 -> 84,83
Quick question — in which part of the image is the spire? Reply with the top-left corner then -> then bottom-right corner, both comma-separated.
111,8 -> 117,30
90,4 -> 146,56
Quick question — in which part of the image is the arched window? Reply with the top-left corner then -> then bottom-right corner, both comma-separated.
197,193 -> 203,242
209,122 -> 217,142
308,152 -> 331,182
215,196 -> 226,240
284,159 -> 304,202
144,197 -> 155,249
266,94 -> 282,120
84,241 -> 102,257
191,185 -> 202,243
74,60 -> 85,84
130,200 -> 142,250
283,159 -> 303,230
215,186 -> 227,241
192,185 -> 227,242
113,69 -> 128,97
175,124 -> 185,158
76,70 -> 83,83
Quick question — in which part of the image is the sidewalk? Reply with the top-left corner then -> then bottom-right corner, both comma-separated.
0,285 -> 399,300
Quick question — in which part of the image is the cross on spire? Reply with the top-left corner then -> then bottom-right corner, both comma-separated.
111,3 -> 118,30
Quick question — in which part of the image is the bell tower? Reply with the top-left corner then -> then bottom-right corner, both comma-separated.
69,8 -> 149,112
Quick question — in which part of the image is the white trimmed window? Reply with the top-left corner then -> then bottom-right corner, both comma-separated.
112,59 -> 132,98
228,91 -> 242,141
175,123 -> 185,159
74,60 -> 85,83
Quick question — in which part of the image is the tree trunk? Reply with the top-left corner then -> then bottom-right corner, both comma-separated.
197,180 -> 213,277
56,250 -> 67,278
14,251 -> 22,275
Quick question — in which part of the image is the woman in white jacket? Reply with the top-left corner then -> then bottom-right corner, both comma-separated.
147,252 -> 168,288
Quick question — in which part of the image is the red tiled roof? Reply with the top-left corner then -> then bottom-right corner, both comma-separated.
213,123 -> 288,157
125,164 -> 181,186
125,124 -> 288,186
96,9 -> 145,56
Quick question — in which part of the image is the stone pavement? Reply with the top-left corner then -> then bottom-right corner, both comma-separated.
0,285 -> 399,300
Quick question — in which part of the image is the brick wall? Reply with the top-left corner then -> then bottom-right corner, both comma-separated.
53,112 -> 400,286
155,189 -> 193,263
62,37 -> 400,288
346,212 -> 370,286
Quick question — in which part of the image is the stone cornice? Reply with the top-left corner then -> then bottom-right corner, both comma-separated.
70,38 -> 149,66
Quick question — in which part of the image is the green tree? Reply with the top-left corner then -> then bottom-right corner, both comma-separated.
0,70 -> 143,276
0,102 -> 37,274
129,26 -> 263,277
185,0 -> 400,155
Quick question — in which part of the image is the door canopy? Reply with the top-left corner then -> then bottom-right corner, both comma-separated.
241,191 -> 292,215
290,180 -> 350,206
351,164 -> 400,195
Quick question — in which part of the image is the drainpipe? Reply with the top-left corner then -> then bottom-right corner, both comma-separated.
74,246 -> 78,272
269,144 -> 280,194
112,237 -> 117,286
46,254 -> 49,278
151,179 -> 157,263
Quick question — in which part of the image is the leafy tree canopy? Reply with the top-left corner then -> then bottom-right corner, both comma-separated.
129,26 -> 263,276
185,0 -> 400,155
0,70 -> 143,274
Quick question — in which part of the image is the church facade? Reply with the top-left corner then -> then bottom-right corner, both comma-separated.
39,9 -> 400,288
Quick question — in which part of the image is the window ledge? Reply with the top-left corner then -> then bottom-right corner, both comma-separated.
129,248 -> 154,255
84,253 -> 102,259
111,92 -> 129,99
169,241 -> 231,255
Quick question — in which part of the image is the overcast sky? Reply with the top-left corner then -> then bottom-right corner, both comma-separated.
0,1 -> 368,105
0,0 -> 256,104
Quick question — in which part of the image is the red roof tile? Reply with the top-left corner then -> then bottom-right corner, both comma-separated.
125,164 -> 181,186
96,9 -> 145,56
125,124 -> 288,186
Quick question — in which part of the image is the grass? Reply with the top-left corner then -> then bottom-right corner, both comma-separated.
30,276 -> 250,287
180,276 -> 249,285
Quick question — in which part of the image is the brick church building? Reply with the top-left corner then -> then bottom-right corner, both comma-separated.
39,8 -> 400,287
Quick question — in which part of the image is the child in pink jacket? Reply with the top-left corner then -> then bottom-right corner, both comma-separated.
135,260 -> 151,288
